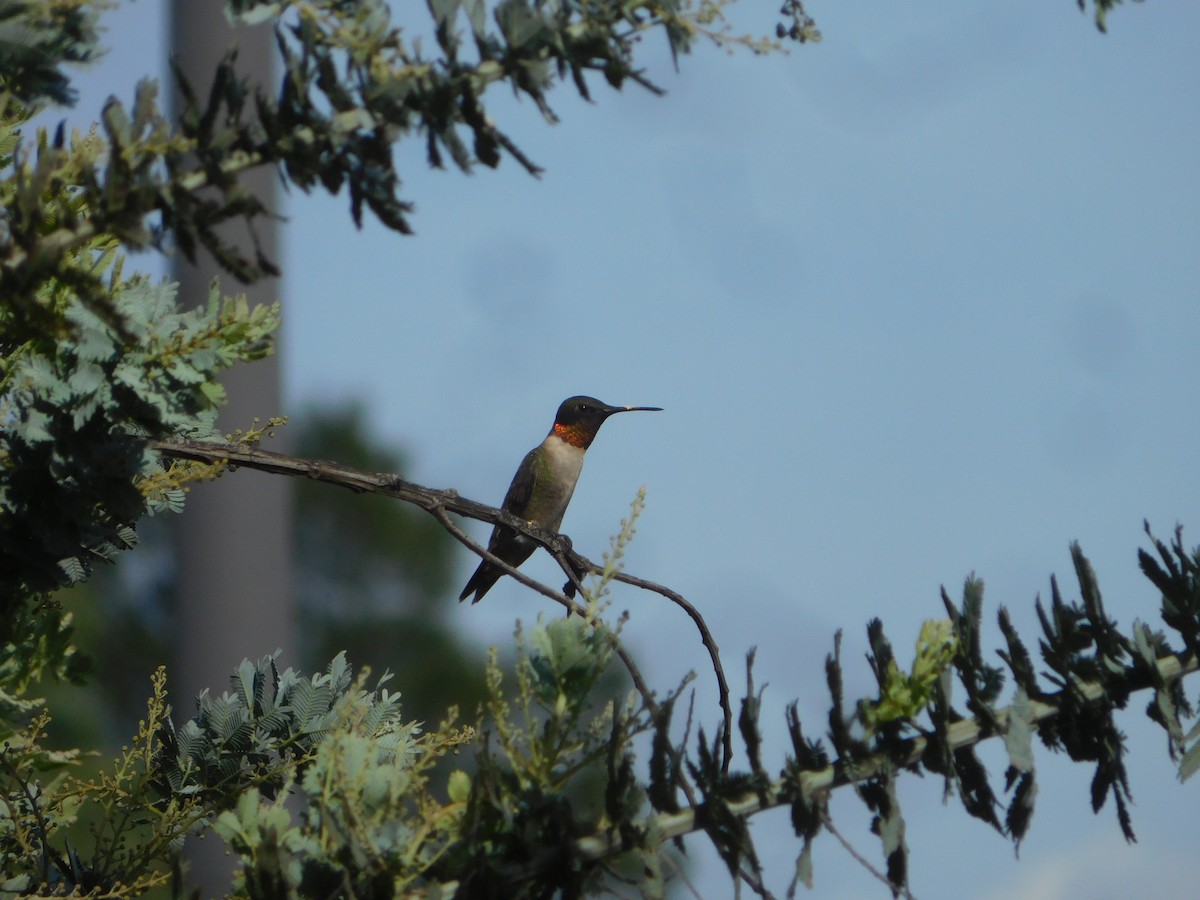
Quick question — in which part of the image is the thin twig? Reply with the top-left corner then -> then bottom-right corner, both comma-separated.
572,559 -> 733,772
820,808 -> 916,900
661,848 -> 705,900
0,750 -> 70,885
430,505 -> 661,725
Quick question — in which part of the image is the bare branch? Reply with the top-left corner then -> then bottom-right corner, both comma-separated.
155,438 -> 579,554
602,567 -> 734,770
428,503 -> 663,731
152,437 -> 726,769
821,809 -> 916,900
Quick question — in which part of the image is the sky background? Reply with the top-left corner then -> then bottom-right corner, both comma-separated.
63,1 -> 1199,897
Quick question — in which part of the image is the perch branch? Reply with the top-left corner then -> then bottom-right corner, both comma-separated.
151,438 -> 733,770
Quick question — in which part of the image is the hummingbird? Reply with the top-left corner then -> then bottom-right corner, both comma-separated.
458,395 -> 662,603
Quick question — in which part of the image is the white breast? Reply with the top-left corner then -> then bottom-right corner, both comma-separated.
530,435 -> 585,530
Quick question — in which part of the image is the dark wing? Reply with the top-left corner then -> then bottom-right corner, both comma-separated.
458,448 -> 541,603
499,447 -> 540,518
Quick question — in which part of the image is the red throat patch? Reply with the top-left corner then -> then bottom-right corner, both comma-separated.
553,422 -> 594,449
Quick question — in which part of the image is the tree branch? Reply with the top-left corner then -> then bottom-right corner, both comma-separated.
151,437 -> 733,769
414,648 -> 1197,899
426,501 -> 666,747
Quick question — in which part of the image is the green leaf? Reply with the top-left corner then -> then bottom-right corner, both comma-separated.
57,556 -> 86,582
463,0 -> 487,37
1003,689 -> 1036,774
1180,720 -> 1200,782
17,408 -> 54,444
428,0 -> 461,26
67,360 -> 106,396
225,1 -> 285,26
789,840 -> 814,895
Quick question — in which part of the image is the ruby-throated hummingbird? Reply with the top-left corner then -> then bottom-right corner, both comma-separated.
458,395 -> 662,603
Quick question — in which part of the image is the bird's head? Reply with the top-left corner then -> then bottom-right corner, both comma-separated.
550,395 -> 662,448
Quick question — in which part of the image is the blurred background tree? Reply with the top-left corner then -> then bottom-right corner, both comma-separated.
292,403 -> 488,723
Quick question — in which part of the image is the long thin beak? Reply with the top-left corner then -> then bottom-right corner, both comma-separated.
617,405 -> 663,413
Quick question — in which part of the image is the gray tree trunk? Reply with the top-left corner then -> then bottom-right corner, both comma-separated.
169,4 -> 294,892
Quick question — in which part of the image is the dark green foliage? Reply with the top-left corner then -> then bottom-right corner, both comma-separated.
825,631 -> 865,762
1004,769 -> 1037,848
943,578 -> 1006,725
856,774 -> 907,893
932,580 -> 1005,830
1139,522 -> 1200,664
290,403 -> 486,726
689,725 -> 768,895
167,53 -> 278,282
1132,525 -> 1200,777
0,595 -> 90,712
2,667 -> 189,895
604,705 -> 644,853
950,743 -> 1001,831
647,692 -> 684,815
1,0 -> 820,314
0,1 -> 103,107
1079,0 -> 1144,33
441,614 -> 674,899
1032,547 -> 1137,840
776,0 -> 821,44
863,619 -> 906,749
764,535 -> 1198,894
8,508 -> 1199,899
781,703 -> 825,895
0,278 -> 279,623
1000,690 -> 1037,848
997,606 -> 1040,697
199,651 -> 467,900
738,649 -> 769,788
1,652 -> 441,896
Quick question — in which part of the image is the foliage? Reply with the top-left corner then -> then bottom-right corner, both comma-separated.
212,612 -> 662,899
0,652 -> 467,896
0,0 -> 819,311
246,531 -> 1200,899
1079,0 -> 1145,33
5,534 -> 1198,898
445,614 -> 659,898
1,615 -> 663,898
862,619 -> 958,728
0,267 -> 280,616
2,666 -> 193,896
0,0 -> 104,107
0,607 -> 88,718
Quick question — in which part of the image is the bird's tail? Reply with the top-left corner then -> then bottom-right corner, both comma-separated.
458,561 -> 502,604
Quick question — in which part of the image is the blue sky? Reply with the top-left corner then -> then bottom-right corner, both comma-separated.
65,1 -> 1200,896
